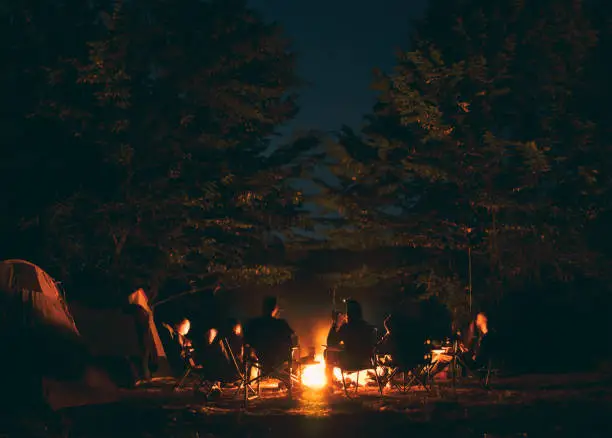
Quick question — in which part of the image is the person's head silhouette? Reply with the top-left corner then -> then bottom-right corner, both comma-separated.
345,299 -> 363,323
262,296 -> 280,318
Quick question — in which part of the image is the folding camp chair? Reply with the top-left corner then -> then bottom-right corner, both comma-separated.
174,337 -> 245,399
326,345 -> 384,399
238,344 -> 301,407
376,335 -> 432,393
378,357 -> 432,394
446,337 -> 496,390
449,354 -> 496,389
173,342 -> 207,392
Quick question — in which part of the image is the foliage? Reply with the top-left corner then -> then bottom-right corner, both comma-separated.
0,0 -> 317,302
308,0 -> 612,315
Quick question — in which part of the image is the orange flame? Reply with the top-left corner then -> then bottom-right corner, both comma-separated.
301,354 -> 327,389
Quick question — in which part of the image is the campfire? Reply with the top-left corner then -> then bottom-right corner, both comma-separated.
300,353 -> 379,390
301,354 -> 327,389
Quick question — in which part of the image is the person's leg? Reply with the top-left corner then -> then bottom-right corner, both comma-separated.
325,350 -> 341,390
459,352 -> 478,376
141,343 -> 152,381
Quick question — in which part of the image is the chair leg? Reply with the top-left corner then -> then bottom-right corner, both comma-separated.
174,367 -> 192,390
416,370 -> 431,392
483,359 -> 492,390
374,368 -> 384,398
243,363 -> 249,408
382,367 -> 396,393
370,359 -> 384,398
341,370 -> 351,398
288,358 -> 293,400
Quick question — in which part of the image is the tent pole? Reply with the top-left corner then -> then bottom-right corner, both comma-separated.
468,246 -> 473,314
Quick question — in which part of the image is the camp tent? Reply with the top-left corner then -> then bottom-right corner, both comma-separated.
0,259 -> 79,338
0,259 -> 117,410
0,259 -> 83,378
128,288 -> 171,376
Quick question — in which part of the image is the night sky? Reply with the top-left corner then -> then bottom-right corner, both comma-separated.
248,0 -> 428,136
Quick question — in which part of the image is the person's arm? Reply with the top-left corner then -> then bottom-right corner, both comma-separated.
369,324 -> 378,347
284,321 -> 298,346
243,321 -> 253,346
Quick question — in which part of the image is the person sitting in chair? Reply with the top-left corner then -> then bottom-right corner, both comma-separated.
159,317 -> 192,377
175,318 -> 193,351
379,312 -> 430,379
324,310 -> 347,387
336,300 -> 377,369
243,296 -> 296,371
197,326 -> 241,398
326,310 -> 346,348
463,312 -> 494,369
225,318 -> 244,363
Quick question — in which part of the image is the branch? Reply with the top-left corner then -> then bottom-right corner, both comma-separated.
151,272 -> 222,308
152,284 -> 220,309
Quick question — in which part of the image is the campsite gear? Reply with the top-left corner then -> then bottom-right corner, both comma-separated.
0,259 -> 118,411
240,344 -> 301,407
128,288 -> 169,374
71,289 -> 170,387
0,259 -> 84,380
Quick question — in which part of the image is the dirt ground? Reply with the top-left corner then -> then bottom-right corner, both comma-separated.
5,373 -> 612,437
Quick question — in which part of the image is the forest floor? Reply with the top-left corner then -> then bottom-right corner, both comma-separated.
4,372 -> 612,437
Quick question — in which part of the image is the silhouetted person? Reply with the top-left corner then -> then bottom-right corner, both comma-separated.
378,312 -> 426,367
456,311 -> 494,372
197,327 -> 237,397
224,318 -> 244,363
159,317 -> 192,377
336,300 -> 377,369
244,296 -> 296,370
326,310 -> 347,347
324,310 -> 347,387
469,312 -> 494,367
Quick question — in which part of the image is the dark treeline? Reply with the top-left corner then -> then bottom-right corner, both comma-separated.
0,0 -> 317,305
1,0 -> 611,371
300,0 -> 612,371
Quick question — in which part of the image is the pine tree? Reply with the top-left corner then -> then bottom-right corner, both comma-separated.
312,0 -> 610,316
0,1 -> 101,257
24,0 -> 314,302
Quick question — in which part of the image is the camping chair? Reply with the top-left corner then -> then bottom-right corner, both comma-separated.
328,339 -> 384,399
174,337 -> 245,399
173,341 -> 206,392
377,342 -> 432,394
455,356 -> 497,389
238,344 -> 301,407
447,337 -> 496,390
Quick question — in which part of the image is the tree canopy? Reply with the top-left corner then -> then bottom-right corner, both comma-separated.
2,0 -> 612,323
305,0 -> 612,321
0,0 -> 317,303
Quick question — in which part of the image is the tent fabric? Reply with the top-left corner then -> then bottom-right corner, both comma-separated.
0,259 -> 79,338
71,289 -> 171,381
0,259 -> 118,411
71,305 -> 142,356
0,260 -> 83,366
0,259 -> 65,300
128,288 -> 168,364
